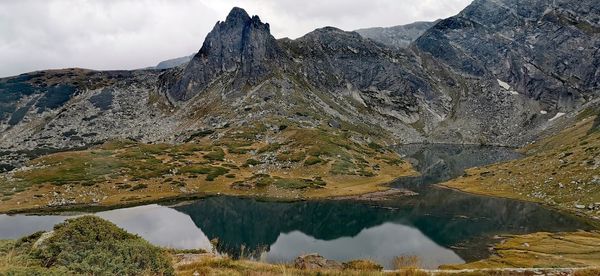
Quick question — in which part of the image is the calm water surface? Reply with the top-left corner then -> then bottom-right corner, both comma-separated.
0,145 -> 594,269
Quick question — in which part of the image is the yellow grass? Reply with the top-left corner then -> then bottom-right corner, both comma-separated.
0,127 -> 416,213
441,114 -> 600,221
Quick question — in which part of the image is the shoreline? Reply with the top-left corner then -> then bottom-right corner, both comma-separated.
436,183 -> 600,229
0,175 -> 411,215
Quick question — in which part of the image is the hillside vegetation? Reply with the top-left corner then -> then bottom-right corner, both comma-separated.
0,124 -> 414,213
443,109 -> 600,220
0,216 -> 173,275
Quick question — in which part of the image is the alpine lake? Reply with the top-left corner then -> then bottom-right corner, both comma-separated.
0,144 -> 594,269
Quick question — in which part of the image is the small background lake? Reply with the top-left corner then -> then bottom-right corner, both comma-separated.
0,144 -> 594,269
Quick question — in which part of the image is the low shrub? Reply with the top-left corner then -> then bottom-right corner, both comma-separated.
343,259 -> 383,271
30,216 -> 174,275
243,159 -> 262,167
204,148 -> 225,161
304,156 -> 323,166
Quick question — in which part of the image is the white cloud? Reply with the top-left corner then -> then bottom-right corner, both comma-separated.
0,0 -> 472,77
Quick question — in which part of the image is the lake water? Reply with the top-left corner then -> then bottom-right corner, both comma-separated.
0,145 -> 594,269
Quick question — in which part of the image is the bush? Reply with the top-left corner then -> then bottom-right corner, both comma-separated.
273,178 -> 316,189
330,160 -> 355,175
304,156 -> 322,166
343,259 -> 383,271
243,159 -> 262,167
180,165 -> 229,181
254,175 -> 274,187
367,142 -> 383,151
276,151 -> 306,162
257,143 -> 281,154
32,216 -> 174,276
204,148 -> 225,161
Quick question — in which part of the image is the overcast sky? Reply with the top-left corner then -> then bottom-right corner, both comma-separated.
0,0 -> 472,78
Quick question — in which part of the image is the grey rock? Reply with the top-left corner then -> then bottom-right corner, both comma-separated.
154,55 -> 194,70
294,253 -> 343,270
163,7 -> 287,101
414,0 -> 599,111
328,119 -> 341,129
355,20 -> 438,48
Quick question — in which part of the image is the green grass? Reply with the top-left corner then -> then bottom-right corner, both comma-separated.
254,174 -> 274,187
243,159 -> 262,167
204,148 -> 225,161
330,160 -> 356,175
273,178 -> 320,190
180,165 -> 229,181
367,142 -> 383,151
276,151 -> 306,162
257,143 -> 281,154
10,144 -> 175,189
304,156 -> 323,166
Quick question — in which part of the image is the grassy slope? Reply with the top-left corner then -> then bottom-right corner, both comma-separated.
0,125 -> 415,213
442,231 -> 600,270
441,112 -> 600,220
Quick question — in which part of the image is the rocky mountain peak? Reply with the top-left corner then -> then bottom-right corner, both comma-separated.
225,7 -> 251,23
163,7 -> 285,101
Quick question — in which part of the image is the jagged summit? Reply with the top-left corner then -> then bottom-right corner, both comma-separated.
225,7 -> 251,23
164,7 -> 285,101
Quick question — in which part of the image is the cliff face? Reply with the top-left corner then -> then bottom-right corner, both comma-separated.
0,1 -> 598,168
415,0 -> 600,111
165,7 -> 287,101
355,21 -> 438,49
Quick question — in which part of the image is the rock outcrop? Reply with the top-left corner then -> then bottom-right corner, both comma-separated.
355,21 -> 438,48
165,7 -> 287,101
414,0 -> 600,111
154,55 -> 193,70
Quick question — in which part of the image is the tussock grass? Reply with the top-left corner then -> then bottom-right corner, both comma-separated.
394,255 -> 422,270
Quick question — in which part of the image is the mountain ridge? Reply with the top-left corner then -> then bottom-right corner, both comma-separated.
0,0 -> 597,169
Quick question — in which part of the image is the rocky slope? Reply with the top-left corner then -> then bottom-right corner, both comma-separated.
0,0 -> 598,170
442,106 -> 600,220
154,55 -> 193,70
355,21 -> 438,49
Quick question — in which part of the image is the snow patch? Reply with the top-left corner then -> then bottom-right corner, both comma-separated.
497,79 -> 519,95
497,79 -> 511,90
540,110 -> 547,115
549,112 -> 566,122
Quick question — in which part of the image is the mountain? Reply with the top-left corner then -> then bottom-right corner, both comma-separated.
163,7 -> 287,101
414,0 -> 599,110
355,21 -> 438,48
0,0 -> 598,169
154,55 -> 193,70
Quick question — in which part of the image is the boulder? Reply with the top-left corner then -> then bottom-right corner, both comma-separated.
294,253 -> 343,270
